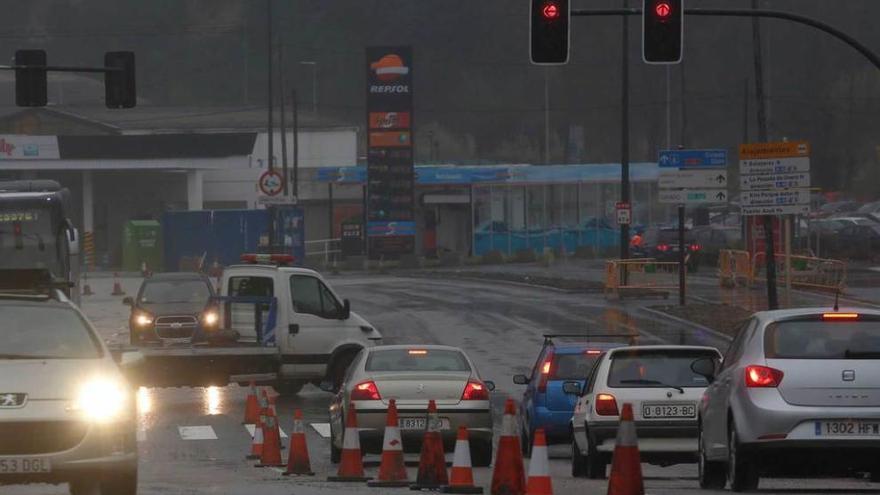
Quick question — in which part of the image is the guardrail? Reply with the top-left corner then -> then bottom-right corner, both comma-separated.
604,258 -> 683,299
304,238 -> 342,265
718,249 -> 752,288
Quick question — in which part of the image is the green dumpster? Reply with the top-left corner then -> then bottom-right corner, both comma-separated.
122,220 -> 162,273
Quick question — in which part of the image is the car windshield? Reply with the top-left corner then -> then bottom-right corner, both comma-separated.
551,352 -> 601,380
608,350 -> 717,388
365,349 -> 471,372
765,320 -> 880,359
140,279 -> 210,304
0,305 -> 101,359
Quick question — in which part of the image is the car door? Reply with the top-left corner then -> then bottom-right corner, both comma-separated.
522,346 -> 551,427
703,319 -> 753,458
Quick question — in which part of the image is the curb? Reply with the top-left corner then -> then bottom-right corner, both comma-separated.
637,306 -> 733,343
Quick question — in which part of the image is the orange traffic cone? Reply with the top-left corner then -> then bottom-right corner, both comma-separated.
525,429 -> 552,495
368,399 -> 409,488
283,409 -> 314,476
243,381 -> 261,424
256,411 -> 285,468
246,412 -> 265,460
327,402 -> 371,482
606,403 -> 644,495
111,272 -> 125,296
412,399 -> 449,490
491,398 -> 526,495
442,426 -> 483,494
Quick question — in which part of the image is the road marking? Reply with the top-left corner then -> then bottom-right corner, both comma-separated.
179,426 -> 218,440
311,422 -> 332,438
245,424 -> 287,438
136,429 -> 147,442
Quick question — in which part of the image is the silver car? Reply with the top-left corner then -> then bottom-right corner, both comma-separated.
327,345 -> 495,466
0,295 -> 141,495
695,308 -> 880,491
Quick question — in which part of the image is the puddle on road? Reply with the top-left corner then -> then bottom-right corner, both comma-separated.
203,386 -> 223,416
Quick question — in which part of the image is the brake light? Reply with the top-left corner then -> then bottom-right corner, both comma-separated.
585,349 -> 602,355
408,349 -> 428,355
537,350 -> 555,393
689,243 -> 702,252
656,243 -> 669,252
745,365 -> 784,388
461,379 -> 490,401
351,380 -> 381,400
595,393 -> 619,416
822,313 -> 859,320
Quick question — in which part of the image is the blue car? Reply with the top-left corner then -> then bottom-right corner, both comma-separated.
513,334 -> 634,454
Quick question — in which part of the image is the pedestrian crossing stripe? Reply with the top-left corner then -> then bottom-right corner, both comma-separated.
245,424 -> 287,438
179,426 -> 218,440
310,422 -> 331,438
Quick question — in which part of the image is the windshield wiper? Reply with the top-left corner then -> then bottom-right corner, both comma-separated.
844,349 -> 880,359
619,379 -> 685,394
0,353 -> 59,360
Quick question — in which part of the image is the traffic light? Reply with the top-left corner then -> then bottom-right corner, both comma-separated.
642,0 -> 683,64
15,50 -> 47,107
104,51 -> 136,109
530,0 -> 570,65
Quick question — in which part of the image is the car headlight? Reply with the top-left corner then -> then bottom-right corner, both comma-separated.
201,310 -> 219,328
73,378 -> 129,422
134,312 -> 153,327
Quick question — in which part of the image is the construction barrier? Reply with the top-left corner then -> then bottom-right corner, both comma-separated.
604,259 -> 683,300
752,252 -> 847,292
82,231 -> 96,271
718,249 -> 751,288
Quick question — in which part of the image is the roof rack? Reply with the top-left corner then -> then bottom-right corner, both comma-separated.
543,333 -> 639,346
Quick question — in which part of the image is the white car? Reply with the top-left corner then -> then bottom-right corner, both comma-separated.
569,345 -> 722,479
0,292 -> 142,494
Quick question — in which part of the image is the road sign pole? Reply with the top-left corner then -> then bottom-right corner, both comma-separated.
678,204 -> 686,306
619,0 -> 631,263
784,215 -> 792,307
763,214 -> 778,310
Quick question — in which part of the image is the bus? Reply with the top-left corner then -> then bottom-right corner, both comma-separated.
0,180 -> 81,304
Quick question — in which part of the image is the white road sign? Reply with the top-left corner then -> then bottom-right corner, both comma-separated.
740,188 -> 810,207
739,157 -> 810,176
258,195 -> 298,206
740,172 -> 811,191
659,189 -> 729,205
659,169 -> 728,189
741,204 -> 811,216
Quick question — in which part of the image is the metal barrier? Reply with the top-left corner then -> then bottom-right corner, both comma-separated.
718,249 -> 752,288
751,252 -> 847,292
604,258 -> 683,299
304,238 -> 342,266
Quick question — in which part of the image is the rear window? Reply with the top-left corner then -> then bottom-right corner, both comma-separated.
551,353 -> 601,380
607,350 -> 717,388
365,349 -> 471,372
228,276 -> 273,297
0,306 -> 102,359
141,279 -> 211,304
765,320 -> 880,359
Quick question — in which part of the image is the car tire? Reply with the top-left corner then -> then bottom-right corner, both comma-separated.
584,429 -> 606,480
471,440 -> 493,468
728,420 -> 759,492
871,470 -> 880,483
698,425 -> 726,489
571,437 -> 587,478
330,423 -> 342,464
521,426 -> 532,458
272,380 -> 305,396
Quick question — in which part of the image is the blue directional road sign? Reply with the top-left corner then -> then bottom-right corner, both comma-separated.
658,149 -> 728,168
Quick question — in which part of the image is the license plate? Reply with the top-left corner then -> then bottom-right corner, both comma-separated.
815,420 -> 880,436
0,458 -> 51,474
399,418 -> 450,430
642,403 -> 696,419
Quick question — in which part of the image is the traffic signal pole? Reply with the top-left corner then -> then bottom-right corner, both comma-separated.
619,0 -> 631,262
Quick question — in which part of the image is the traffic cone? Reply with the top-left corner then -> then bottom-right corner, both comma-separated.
442,426 -> 483,494
243,381 -> 261,424
525,429 -> 552,495
283,409 -> 314,476
266,393 -> 285,450
606,403 -> 644,495
411,399 -> 449,490
81,272 -> 93,296
327,402 -> 371,482
491,398 -> 526,495
367,399 -> 409,488
246,412 -> 265,460
111,272 -> 125,296
255,412 -> 285,468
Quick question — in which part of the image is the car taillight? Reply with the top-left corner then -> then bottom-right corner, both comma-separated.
822,312 -> 859,320
745,365 -> 784,388
656,243 -> 669,252
689,243 -> 702,252
461,379 -> 490,401
537,351 -> 555,393
351,380 -> 381,400
595,393 -> 619,416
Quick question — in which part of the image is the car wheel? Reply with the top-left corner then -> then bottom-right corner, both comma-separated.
272,380 -> 305,396
871,470 -> 880,483
728,420 -> 759,492
471,439 -> 493,468
584,429 -> 606,480
330,415 -> 341,464
698,424 -> 726,489
521,426 -> 532,458
571,437 -> 587,478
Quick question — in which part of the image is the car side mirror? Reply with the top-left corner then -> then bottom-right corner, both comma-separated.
484,380 -> 496,392
513,374 -> 529,385
119,351 -> 145,369
319,380 -> 335,393
562,381 -> 582,395
691,357 -> 717,384
122,296 -> 134,306
67,227 -> 80,255
341,299 -> 351,320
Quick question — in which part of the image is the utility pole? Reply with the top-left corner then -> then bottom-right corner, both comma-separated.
279,45 -> 289,197
266,0 -> 275,249
619,0 -> 631,260
544,67 -> 551,164
292,88 -> 299,196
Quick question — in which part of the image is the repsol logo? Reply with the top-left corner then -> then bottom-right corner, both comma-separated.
370,84 -> 409,94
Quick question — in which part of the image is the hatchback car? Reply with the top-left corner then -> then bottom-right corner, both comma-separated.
125,272 -> 217,345
632,227 -> 702,270
0,294 -> 141,494
694,308 -> 880,491
327,345 -> 495,466
513,334 -> 632,454
570,345 -> 721,479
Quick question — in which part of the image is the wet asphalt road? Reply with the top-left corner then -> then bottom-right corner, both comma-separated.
7,274 -> 880,494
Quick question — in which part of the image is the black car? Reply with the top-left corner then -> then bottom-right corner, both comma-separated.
633,227 -> 701,269
124,272 -> 217,345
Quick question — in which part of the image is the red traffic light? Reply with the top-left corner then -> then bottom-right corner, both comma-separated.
654,1 -> 672,20
542,2 -> 560,20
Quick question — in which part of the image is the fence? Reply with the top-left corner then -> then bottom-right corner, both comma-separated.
304,238 -> 342,266
604,258 -> 682,299
718,249 -> 752,288
751,252 -> 847,292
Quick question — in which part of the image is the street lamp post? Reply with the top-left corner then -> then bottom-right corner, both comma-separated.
299,61 -> 317,114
